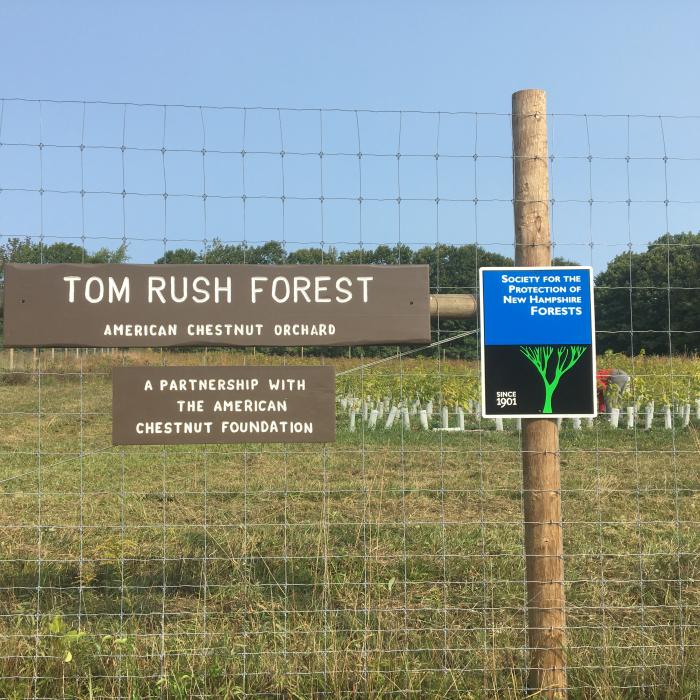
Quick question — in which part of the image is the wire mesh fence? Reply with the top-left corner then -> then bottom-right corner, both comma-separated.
0,97 -> 698,698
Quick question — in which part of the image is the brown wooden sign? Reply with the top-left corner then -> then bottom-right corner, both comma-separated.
3,263 -> 429,348
112,366 -> 335,445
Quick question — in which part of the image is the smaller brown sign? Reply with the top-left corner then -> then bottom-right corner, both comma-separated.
112,366 -> 335,445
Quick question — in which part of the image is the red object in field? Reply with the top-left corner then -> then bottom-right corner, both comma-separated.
596,368 -> 613,412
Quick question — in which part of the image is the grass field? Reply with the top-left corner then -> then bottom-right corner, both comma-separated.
0,350 -> 698,698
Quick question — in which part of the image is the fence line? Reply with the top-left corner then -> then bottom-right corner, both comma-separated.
0,95 -> 697,698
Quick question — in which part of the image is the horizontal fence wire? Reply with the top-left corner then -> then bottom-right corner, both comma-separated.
0,97 -> 698,698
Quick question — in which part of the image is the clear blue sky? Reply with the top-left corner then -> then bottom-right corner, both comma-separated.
0,1 -> 698,274
1,1 -> 697,114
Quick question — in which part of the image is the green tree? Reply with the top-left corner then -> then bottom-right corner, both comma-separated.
39,242 -> 86,263
202,239 -> 248,263
0,237 -> 127,270
595,231 -> 700,354
412,243 -> 512,358
0,237 -> 43,264
0,239 -> 128,324
88,245 -> 128,263
286,247 -> 337,264
201,239 -> 286,264
520,345 -> 587,413
154,248 -> 200,264
335,244 -> 409,265
551,256 -> 581,266
246,241 -> 286,264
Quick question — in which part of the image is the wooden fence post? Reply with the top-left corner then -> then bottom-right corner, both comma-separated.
512,88 -> 567,698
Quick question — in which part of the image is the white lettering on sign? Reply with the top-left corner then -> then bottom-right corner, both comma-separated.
499,270 -> 586,318
211,399 -> 288,412
496,391 -> 518,408
104,324 -> 178,337
63,275 -> 235,304
64,275 -> 130,303
61,272 -> 379,309
220,420 -> 313,434
273,323 -> 336,337
147,276 -> 233,304
136,421 -> 214,435
250,276 -> 373,304
530,306 -> 582,316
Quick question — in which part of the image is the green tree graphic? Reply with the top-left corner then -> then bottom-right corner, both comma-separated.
519,345 -> 587,414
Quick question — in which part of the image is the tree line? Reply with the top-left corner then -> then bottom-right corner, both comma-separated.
1,233 -> 699,356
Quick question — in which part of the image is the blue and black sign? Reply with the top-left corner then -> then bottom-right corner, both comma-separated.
479,266 -> 596,418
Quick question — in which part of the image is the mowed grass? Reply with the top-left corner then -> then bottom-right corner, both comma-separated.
0,351 -> 698,699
